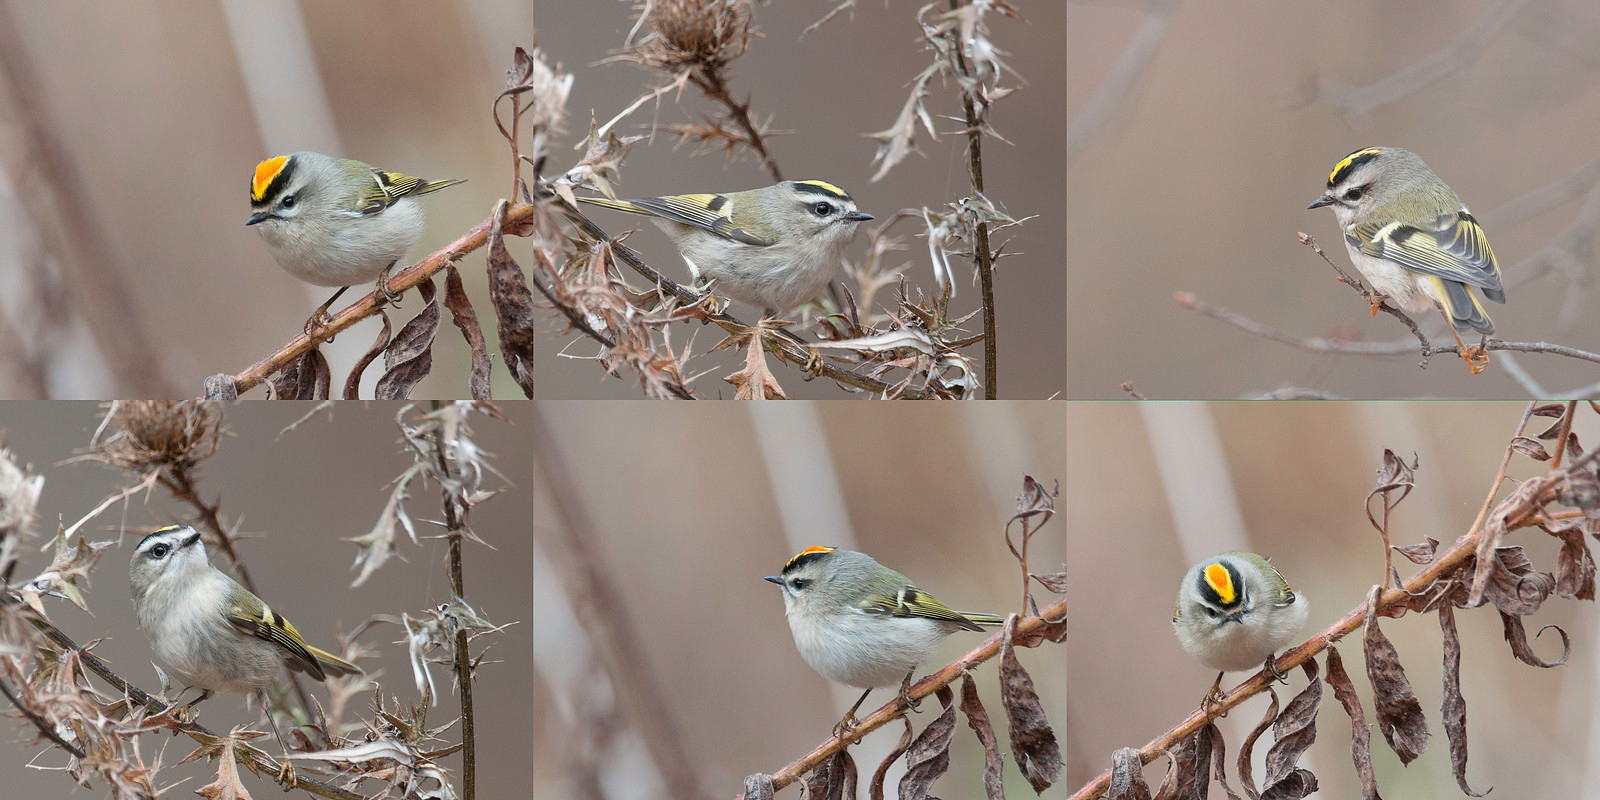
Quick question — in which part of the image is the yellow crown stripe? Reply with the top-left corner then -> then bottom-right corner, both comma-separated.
786,545 -> 835,569
1328,147 -> 1385,186
252,156 -> 289,201
1204,562 -> 1236,605
793,180 -> 851,201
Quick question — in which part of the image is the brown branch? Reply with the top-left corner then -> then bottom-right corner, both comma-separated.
1069,404 -> 1595,800
428,402 -> 477,800
733,596 -> 1067,799
225,203 -> 542,396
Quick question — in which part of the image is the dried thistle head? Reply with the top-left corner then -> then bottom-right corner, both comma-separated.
629,0 -> 753,71
80,401 -> 224,476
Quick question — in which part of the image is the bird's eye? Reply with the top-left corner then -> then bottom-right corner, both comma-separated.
150,544 -> 169,559
280,195 -> 296,209
1344,187 -> 1364,202
790,578 -> 808,590
811,202 -> 834,217
1202,606 -> 1219,619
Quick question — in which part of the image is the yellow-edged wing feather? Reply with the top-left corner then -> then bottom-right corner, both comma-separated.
1347,210 -> 1503,296
578,193 -> 775,246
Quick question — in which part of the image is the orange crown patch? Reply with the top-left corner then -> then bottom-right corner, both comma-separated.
252,155 -> 289,202
1204,562 -> 1236,605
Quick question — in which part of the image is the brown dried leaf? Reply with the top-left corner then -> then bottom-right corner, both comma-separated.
375,279 -> 439,400
1032,571 -> 1068,594
721,323 -> 787,399
1468,476 -> 1545,606
1237,686 -> 1278,799
802,748 -> 857,800
1500,613 -> 1569,668
1323,647 -> 1380,800
1476,547 -> 1554,617
270,348 -> 329,400
1509,436 -> 1551,461
443,264 -> 492,400
1001,621 -> 1063,792
192,727 -> 269,800
1109,747 -> 1153,800
20,533 -> 111,613
955,674 -> 1004,799
1153,724 -> 1207,800
1530,402 -> 1568,438
1363,587 -> 1429,764
1261,661 -> 1320,800
1555,457 -> 1600,518
1542,520 -> 1597,599
1437,603 -> 1487,796
486,200 -> 539,398
1364,450 -> 1416,533
898,685 -> 957,800
870,718 -> 914,800
1392,537 -> 1438,565
743,774 -> 776,800
343,310 -> 393,399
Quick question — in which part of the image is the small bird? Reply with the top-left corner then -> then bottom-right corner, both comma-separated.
766,546 -> 1002,734
247,151 -> 465,334
130,525 -> 360,783
1173,552 -> 1308,705
579,180 -> 873,316
1309,146 -> 1504,373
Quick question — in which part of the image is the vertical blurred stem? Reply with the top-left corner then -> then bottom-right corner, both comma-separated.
949,0 -> 998,398
431,402 -> 475,800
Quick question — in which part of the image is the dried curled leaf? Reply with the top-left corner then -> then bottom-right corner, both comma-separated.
344,310 -> 393,399
1437,603 -> 1488,797
1363,587 -> 1429,764
443,265 -> 492,401
1109,747 -> 1153,800
1323,647 -> 1380,800
1153,721 -> 1231,800
898,686 -> 957,800
1500,613 -> 1569,668
958,674 -> 1004,800
1475,546 -> 1554,617
1001,619 -> 1063,792
1261,661 -> 1320,800
799,748 -> 857,800
1392,537 -> 1438,566
376,278 -> 440,400
270,348 -> 330,400
20,533 -> 111,614
1237,686 -> 1278,798
743,774 -> 776,800
869,718 -> 914,800
486,200 -> 540,398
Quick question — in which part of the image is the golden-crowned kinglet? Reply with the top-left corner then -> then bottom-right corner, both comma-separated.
1173,552 -> 1308,699
765,546 -> 1002,728
129,525 -> 359,778
579,180 -> 873,316
1309,147 -> 1504,372
247,151 -> 465,332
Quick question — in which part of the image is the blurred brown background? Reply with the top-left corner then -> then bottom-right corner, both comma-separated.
1067,1 -> 1600,398
0,1 -> 1066,399
0,402 -> 532,797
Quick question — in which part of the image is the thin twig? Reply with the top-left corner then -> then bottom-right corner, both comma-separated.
430,401 -> 476,800
0,675 -> 86,758
687,66 -> 782,182
950,0 -> 998,399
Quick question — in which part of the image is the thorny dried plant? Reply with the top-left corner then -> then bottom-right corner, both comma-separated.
219,2 -> 1024,400
739,476 -> 1066,799
1081,401 -> 1600,800
0,403 -> 512,800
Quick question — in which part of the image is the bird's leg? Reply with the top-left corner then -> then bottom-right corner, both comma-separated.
374,259 -> 403,306
257,689 -> 299,789
161,688 -> 211,725
832,688 -> 874,746
1445,320 -> 1490,374
1201,672 -> 1226,717
303,287 -> 349,339
1264,654 -> 1290,683
1366,292 -> 1390,316
897,670 -> 921,714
